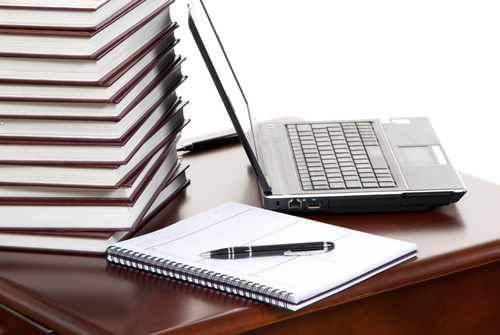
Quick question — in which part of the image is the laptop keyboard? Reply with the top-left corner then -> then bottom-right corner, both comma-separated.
286,122 -> 396,191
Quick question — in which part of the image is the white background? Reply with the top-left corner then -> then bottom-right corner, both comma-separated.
171,0 -> 500,185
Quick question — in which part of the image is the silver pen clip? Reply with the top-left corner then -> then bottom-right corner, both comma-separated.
284,249 -> 326,256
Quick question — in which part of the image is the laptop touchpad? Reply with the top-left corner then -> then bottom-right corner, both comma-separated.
399,146 -> 448,165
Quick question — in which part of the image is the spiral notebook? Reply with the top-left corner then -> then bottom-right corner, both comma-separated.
106,202 -> 417,310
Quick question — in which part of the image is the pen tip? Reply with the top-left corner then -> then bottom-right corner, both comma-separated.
199,252 -> 210,258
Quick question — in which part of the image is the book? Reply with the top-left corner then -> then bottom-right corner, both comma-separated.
0,142 -> 184,230
0,0 -> 174,57
0,0 -> 141,31
0,167 -> 190,254
0,70 -> 186,121
0,92 -> 182,144
0,48 -> 184,102
0,139 -> 181,203
0,117 -> 187,187
0,99 -> 187,165
0,23 -> 178,84
0,229 -> 129,254
106,202 -> 417,311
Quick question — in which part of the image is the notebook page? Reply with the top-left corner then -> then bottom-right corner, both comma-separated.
109,202 -> 417,304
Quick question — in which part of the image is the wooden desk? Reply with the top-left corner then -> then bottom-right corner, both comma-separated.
1,142 -> 499,335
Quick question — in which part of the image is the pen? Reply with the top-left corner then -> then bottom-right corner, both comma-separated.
199,241 -> 334,259
177,132 -> 238,152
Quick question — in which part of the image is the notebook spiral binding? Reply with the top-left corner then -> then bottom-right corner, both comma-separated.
106,246 -> 294,308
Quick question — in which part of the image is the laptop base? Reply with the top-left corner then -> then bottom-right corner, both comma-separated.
263,191 -> 465,214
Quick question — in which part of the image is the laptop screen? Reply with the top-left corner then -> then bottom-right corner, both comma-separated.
188,0 -> 272,194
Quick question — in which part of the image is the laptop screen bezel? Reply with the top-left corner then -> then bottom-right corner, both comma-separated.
188,0 -> 272,195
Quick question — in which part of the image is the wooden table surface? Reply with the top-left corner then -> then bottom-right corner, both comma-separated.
1,141 -> 499,335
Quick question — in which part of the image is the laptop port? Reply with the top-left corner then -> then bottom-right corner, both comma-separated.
288,199 -> 302,210
306,201 -> 321,209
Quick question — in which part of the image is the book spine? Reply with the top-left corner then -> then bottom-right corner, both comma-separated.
105,246 -> 294,309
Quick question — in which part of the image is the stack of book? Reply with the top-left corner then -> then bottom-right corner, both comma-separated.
0,0 -> 190,254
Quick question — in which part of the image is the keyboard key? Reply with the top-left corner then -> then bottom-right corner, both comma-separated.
339,161 -> 355,167
374,168 -> 392,175
358,168 -> 374,173
331,140 -> 348,146
365,145 -> 388,169
297,124 -> 312,131
312,178 -> 328,184
360,176 -> 376,181
379,182 -> 396,188
346,180 -> 362,188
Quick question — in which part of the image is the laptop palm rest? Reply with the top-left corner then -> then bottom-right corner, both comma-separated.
383,118 -> 464,190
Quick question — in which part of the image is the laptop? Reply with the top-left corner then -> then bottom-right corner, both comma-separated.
188,0 -> 467,214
